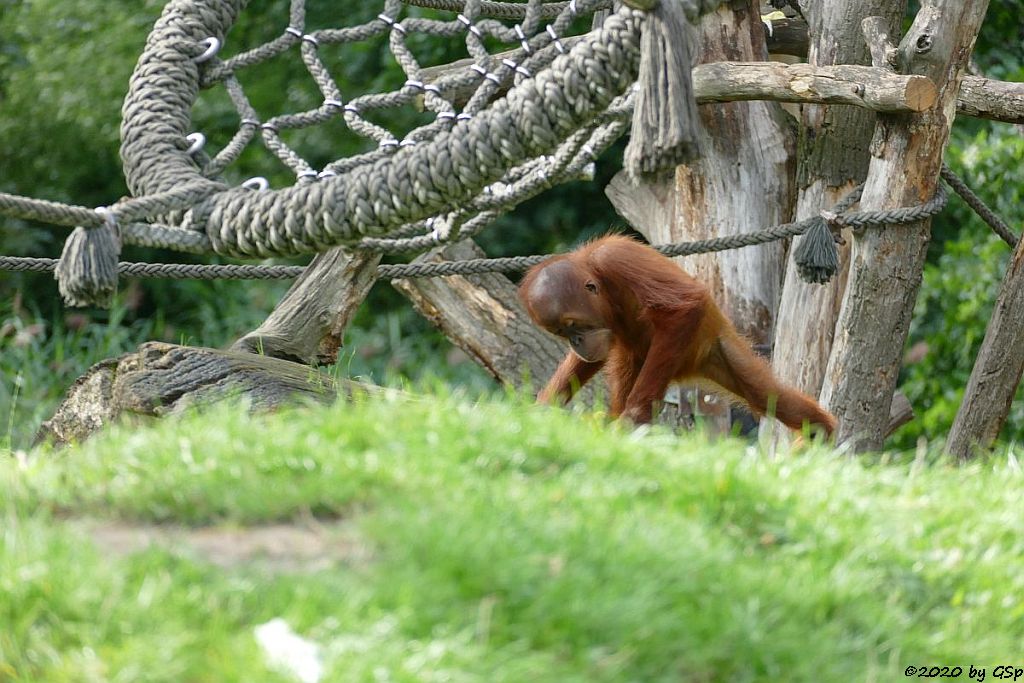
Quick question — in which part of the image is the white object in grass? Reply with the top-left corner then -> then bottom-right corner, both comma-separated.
254,618 -> 324,683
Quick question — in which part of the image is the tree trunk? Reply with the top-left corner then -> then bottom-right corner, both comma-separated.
947,239 -> 1024,458
608,0 -> 794,431
232,248 -> 380,365
821,0 -> 992,452
771,1 -> 906,398
390,239 -> 606,404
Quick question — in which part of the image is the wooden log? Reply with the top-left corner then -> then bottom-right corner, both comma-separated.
423,50 -> 942,114
770,1 -> 903,412
719,15 -> 1024,123
957,77 -> 1024,125
231,248 -> 380,365
763,17 -> 808,58
693,62 -> 937,112
390,239 -> 605,404
946,239 -> 1024,458
820,0 -> 992,453
35,342 -> 371,447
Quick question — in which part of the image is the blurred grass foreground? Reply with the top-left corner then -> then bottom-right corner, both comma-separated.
2,390 -> 1023,681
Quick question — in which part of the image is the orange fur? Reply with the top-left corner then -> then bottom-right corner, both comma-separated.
519,235 -> 837,435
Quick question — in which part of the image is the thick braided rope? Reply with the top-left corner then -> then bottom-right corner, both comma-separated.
114,0 -> 640,259
0,181 -> 224,229
2,0 -> 632,262
206,8 -> 643,257
0,194 -> 102,228
402,0 -> 610,19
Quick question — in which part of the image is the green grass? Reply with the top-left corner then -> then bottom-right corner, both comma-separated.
2,391 -> 1023,682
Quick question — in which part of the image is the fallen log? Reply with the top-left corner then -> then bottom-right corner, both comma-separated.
35,342 -> 372,447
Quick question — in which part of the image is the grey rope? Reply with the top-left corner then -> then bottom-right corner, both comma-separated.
115,0 -> 642,259
0,181 -> 224,229
940,164 -> 1018,247
400,0 -> 611,20
0,174 -> 955,282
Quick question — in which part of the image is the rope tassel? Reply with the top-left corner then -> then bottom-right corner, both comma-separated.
623,0 -> 701,180
793,213 -> 840,284
54,208 -> 121,308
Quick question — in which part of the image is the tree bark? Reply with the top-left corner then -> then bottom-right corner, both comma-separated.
946,239 -> 1024,458
231,248 -> 380,365
821,0 -> 992,452
608,0 -> 794,432
771,1 -> 905,399
35,342 -> 365,447
694,62 -> 936,112
390,239 -> 605,404
956,77 -> 1024,125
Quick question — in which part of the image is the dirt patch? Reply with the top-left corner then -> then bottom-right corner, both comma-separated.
74,518 -> 373,573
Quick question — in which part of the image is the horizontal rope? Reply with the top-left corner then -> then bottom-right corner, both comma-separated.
400,0 -> 612,19
4,164 -> 1010,285
0,181 -> 224,230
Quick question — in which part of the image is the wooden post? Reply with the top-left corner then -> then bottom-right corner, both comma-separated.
820,0 -> 992,452
771,1 -> 906,399
947,239 -> 1024,458
608,0 -> 794,432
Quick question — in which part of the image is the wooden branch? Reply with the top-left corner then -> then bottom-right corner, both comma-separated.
694,62 -> 937,112
231,248 -> 380,366
946,240 -> 1024,458
422,37 -> 1020,122
957,77 -> 1024,125
760,15 -> 1024,124
390,239 -> 605,404
885,391 -> 914,438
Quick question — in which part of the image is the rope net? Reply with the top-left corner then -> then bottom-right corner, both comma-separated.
119,0 -> 640,259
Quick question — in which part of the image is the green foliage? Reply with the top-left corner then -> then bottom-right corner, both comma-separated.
3,394 -> 1024,680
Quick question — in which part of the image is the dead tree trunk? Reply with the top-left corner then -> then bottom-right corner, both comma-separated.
772,1 -> 906,397
820,0 -> 992,452
232,248 -> 380,365
608,0 -> 794,431
390,239 -> 605,405
946,239 -> 1024,458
